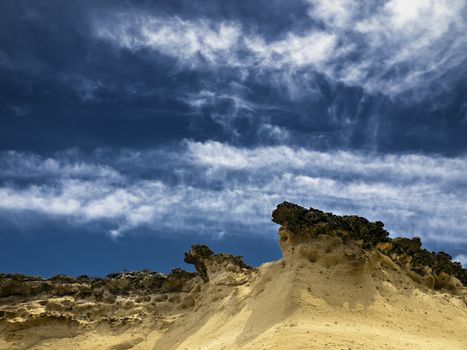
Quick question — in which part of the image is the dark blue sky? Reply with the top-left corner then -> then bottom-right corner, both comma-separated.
1,0 -> 466,276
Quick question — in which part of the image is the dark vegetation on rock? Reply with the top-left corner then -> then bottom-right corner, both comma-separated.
272,201 -> 467,287
272,201 -> 389,246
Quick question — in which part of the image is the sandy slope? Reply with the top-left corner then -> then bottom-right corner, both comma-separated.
2,201 -> 467,350
1,234 -> 466,350
149,236 -> 467,350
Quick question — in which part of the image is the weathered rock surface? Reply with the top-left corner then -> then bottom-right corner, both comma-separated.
0,245 -> 254,349
272,201 -> 467,287
0,202 -> 465,350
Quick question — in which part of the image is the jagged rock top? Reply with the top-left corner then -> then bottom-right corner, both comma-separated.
184,245 -> 252,282
272,201 -> 389,246
0,246 -> 252,300
272,201 -> 467,287
0,202 -> 465,302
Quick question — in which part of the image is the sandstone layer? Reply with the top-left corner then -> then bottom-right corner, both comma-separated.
1,202 -> 466,350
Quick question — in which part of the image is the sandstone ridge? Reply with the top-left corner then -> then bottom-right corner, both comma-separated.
0,202 -> 466,350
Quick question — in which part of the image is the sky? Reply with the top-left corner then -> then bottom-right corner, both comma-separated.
1,0 -> 467,276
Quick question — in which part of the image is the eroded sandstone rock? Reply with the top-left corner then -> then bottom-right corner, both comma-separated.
272,201 -> 467,287
184,244 -> 252,283
0,201 -> 465,350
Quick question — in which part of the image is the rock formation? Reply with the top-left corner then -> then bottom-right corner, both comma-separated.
0,202 -> 466,350
272,201 -> 467,288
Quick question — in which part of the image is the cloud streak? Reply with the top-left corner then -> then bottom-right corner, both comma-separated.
2,1 -> 467,156
95,15 -> 243,69
94,0 -> 467,99
1,141 -> 466,259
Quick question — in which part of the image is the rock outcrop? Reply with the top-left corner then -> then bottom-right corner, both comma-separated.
0,202 -> 466,350
0,245 -> 254,349
272,201 -> 467,288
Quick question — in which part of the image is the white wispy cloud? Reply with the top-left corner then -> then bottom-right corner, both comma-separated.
0,142 -> 466,253
186,141 -> 467,183
0,151 -> 121,179
257,123 -> 290,143
95,15 -> 243,69
181,89 -> 262,135
245,30 -> 338,70
93,0 -> 467,99
308,0 -> 467,97
455,254 -> 467,266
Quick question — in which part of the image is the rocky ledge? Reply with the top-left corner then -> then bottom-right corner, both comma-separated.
0,246 -> 253,349
0,246 -> 252,301
272,201 -> 467,288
